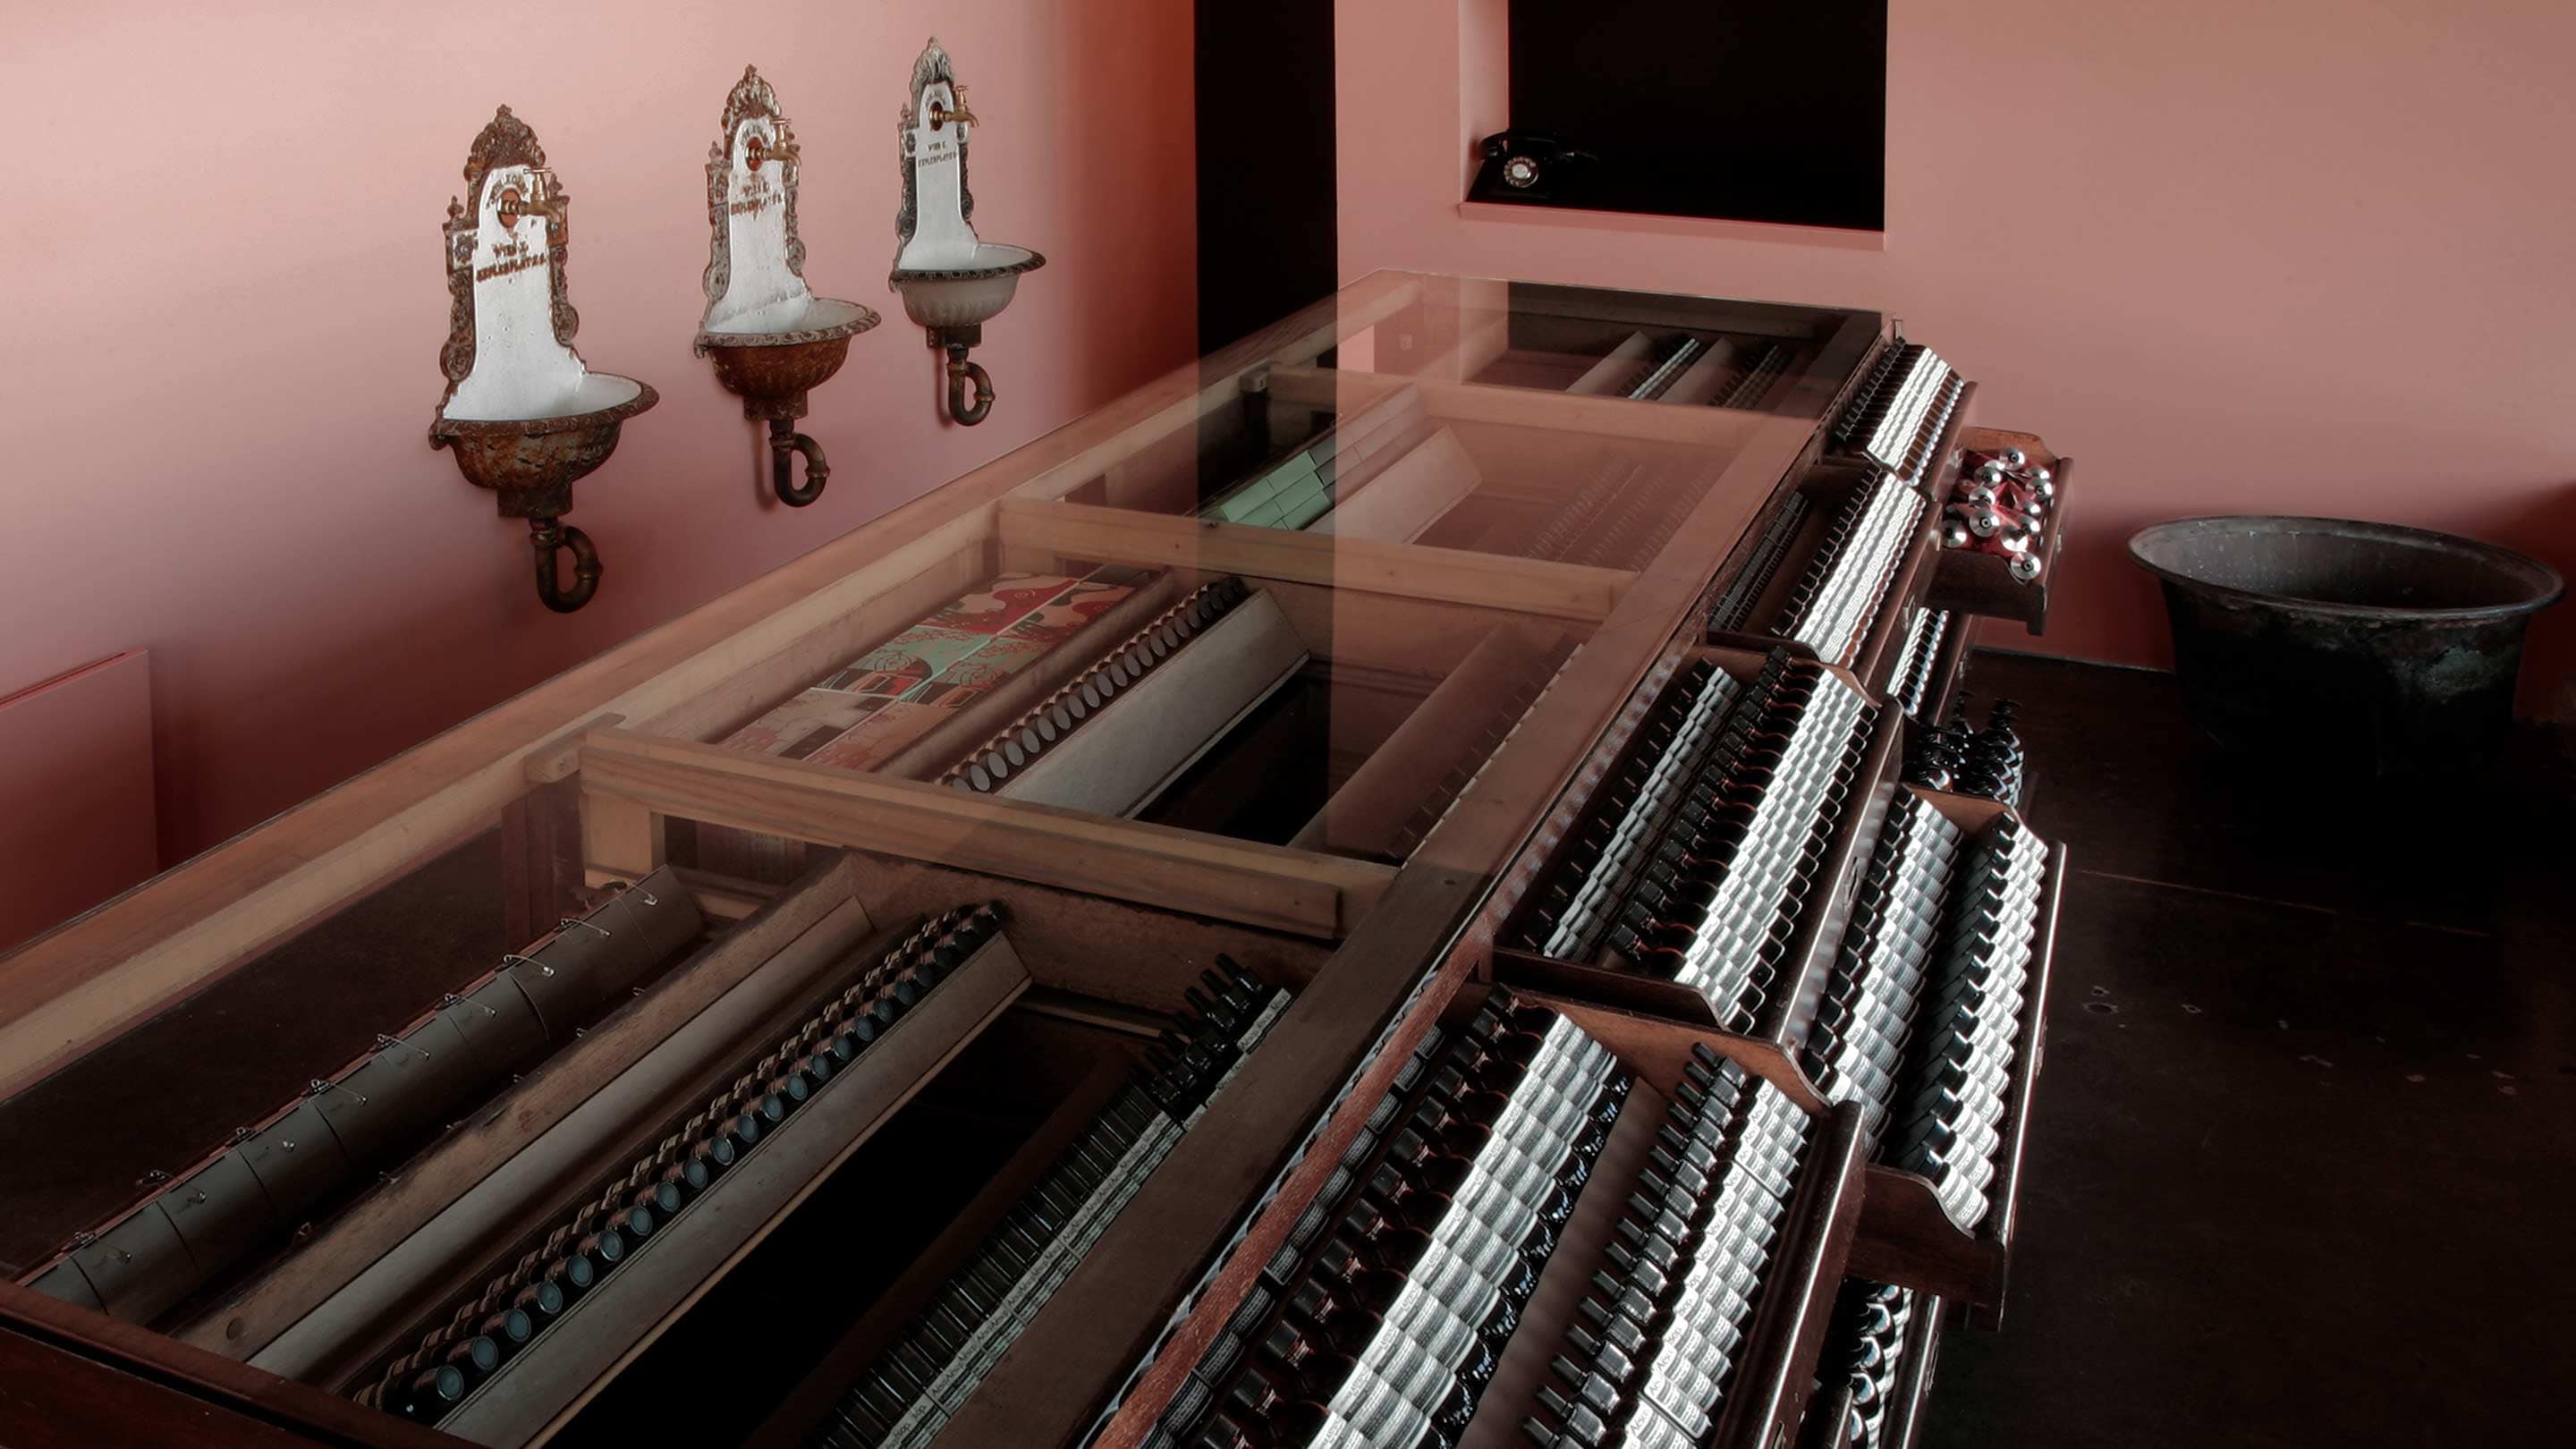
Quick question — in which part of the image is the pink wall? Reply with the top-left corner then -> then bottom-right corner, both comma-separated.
1339,0 -> 2576,716
0,1 -> 1195,865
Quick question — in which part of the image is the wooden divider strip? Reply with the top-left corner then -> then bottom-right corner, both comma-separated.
995,498 -> 1636,623
577,730 -> 1394,941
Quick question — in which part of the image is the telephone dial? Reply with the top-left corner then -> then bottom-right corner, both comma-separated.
1469,130 -> 1598,206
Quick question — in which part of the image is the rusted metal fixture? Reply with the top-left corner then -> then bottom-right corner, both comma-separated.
886,39 -> 1044,427
429,106 -> 657,614
694,66 -> 879,506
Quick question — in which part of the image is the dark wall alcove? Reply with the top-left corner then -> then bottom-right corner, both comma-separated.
1506,0 -> 1885,231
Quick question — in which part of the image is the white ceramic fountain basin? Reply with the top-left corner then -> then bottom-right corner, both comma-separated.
701,295 -> 880,343
888,244 -> 1045,330
437,371 -> 650,432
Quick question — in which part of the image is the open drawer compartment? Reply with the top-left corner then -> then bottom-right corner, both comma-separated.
1823,788 -> 2069,1327
1489,644 -> 1905,1072
1089,979 -> 1868,1449
1703,463 -> 1943,699
1881,603 -> 1973,725
1926,426 -> 2070,633
1795,1284 -> 1945,1449
136,848 -> 1344,1447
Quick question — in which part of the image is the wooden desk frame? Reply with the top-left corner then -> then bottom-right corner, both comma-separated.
0,271 -> 1990,1449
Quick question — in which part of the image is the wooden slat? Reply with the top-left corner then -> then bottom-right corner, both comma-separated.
1566,330 -> 1657,395
1264,364 -> 1773,451
1008,273 -> 1430,505
0,1322 -> 331,1449
576,730 -> 1394,940
0,1284 -> 454,1449
994,499 -> 1635,623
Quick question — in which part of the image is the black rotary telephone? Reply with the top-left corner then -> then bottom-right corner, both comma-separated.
1469,131 -> 1598,206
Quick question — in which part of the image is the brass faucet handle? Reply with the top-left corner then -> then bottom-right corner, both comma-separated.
496,169 -> 569,230
930,89 -> 979,130
744,128 -> 801,170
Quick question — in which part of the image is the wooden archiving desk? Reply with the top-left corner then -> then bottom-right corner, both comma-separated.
0,272 -> 2067,1449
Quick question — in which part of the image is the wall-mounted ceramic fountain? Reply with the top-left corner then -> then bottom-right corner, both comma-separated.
889,38 -> 1045,426
429,106 -> 657,613
695,66 -> 879,507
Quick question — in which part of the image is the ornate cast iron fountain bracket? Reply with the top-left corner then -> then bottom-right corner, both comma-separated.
530,519 -> 602,614
944,344 -> 994,427
428,106 -> 656,615
698,65 -> 875,510
769,420 -> 830,505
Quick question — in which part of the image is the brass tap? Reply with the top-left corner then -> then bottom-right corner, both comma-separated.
495,170 -> 568,232
929,88 -> 978,130
745,127 -> 801,170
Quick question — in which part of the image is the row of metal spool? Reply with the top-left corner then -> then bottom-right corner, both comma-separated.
1140,994 -> 1825,1449
360,903 -> 1013,1423
1805,795 -> 2049,1231
22,877 -> 702,1326
814,958 -> 1294,1449
1513,650 -> 1881,1035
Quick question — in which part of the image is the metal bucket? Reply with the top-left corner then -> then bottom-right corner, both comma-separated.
2129,516 -> 2562,775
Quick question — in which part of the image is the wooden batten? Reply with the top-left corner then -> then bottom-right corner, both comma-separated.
0,1279 -> 463,1449
1406,313 -> 1513,383
840,855 -> 1337,1011
1265,363 -> 1773,452
1238,576 -> 1569,682
1705,1101 -> 1868,1449
576,729 -> 1395,940
994,498 -> 1634,622
1520,990 -> 1829,1116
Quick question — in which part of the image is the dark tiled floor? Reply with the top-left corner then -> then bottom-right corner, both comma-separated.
1923,651 -> 2576,1448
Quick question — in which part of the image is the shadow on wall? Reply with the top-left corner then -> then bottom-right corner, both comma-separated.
2468,479 -> 2576,721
